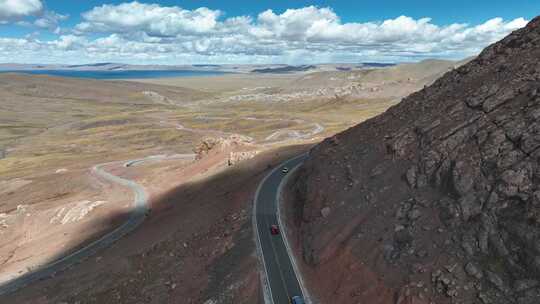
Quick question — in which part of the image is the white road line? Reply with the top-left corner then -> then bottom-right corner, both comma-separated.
253,153 -> 310,304
265,213 -> 291,300
253,164 -> 278,304
276,158 -> 313,304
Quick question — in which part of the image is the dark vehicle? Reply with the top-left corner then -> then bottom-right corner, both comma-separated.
290,296 -> 305,304
270,224 -> 280,235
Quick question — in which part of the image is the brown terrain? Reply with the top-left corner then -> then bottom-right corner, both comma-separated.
0,42 -> 470,302
5,144 -> 310,304
0,74 -> 214,286
289,16 -> 540,304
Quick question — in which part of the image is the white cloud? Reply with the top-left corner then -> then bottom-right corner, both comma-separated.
34,10 -> 68,32
0,0 -> 42,22
0,4 -> 530,64
254,7 -> 339,40
0,0 -> 67,34
75,2 -> 220,37
52,35 -> 86,50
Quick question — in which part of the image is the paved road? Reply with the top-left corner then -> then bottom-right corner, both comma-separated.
124,154 -> 196,167
264,123 -> 324,142
254,154 -> 309,303
0,161 -> 149,296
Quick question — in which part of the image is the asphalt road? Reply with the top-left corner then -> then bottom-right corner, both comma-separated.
123,153 -> 196,167
0,161 -> 149,296
255,154 -> 308,304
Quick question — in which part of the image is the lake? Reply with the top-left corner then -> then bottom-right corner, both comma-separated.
0,69 -> 230,80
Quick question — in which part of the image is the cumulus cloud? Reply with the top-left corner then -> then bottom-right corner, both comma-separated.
0,3 -> 530,64
75,2 -> 221,37
0,0 -> 67,34
33,10 -> 68,34
244,8 -> 527,56
0,0 -> 43,22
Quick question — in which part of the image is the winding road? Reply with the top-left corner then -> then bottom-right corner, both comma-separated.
123,153 -> 196,167
0,160 -> 151,296
193,115 -> 324,144
264,123 -> 324,142
0,139 -> 312,301
254,153 -> 310,304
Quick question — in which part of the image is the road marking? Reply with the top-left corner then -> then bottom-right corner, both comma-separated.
253,166 -> 278,304
277,155 -> 313,304
265,213 -> 291,301
253,153 -> 310,304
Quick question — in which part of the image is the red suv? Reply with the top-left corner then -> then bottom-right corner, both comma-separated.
270,225 -> 280,235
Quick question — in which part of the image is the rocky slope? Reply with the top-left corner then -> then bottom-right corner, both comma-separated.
291,16 -> 540,304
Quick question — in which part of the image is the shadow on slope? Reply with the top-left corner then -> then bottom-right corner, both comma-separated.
2,144 -> 311,304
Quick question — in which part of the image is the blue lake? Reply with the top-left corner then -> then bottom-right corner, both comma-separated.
0,69 -> 229,79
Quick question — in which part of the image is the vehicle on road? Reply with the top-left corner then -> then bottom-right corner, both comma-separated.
290,295 -> 305,304
282,167 -> 289,173
270,224 -> 280,235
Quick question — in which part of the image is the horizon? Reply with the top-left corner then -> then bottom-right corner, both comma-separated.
0,60 -> 442,66
0,1 -> 537,64
3,2 -> 540,304
0,58 -> 464,69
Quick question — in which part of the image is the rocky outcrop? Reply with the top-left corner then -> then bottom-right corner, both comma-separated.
292,17 -> 540,304
142,91 -> 172,105
193,135 -> 253,160
49,200 -> 107,225
227,151 -> 260,166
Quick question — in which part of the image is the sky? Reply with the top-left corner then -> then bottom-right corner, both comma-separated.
0,0 -> 537,65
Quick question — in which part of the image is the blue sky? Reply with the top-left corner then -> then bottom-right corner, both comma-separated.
0,0 -> 537,64
41,0 -> 539,25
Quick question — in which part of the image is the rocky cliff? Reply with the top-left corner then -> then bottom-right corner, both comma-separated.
292,16 -> 540,304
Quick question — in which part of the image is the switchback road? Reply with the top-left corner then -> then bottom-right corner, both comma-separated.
0,160 -> 149,296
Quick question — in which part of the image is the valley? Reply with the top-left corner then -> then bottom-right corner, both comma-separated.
0,59 -> 462,303
0,1 -> 535,303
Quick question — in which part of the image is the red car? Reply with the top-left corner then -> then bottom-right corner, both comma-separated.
270,225 -> 280,235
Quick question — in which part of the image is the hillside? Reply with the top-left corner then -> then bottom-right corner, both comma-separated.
291,16 -> 540,304
289,59 -> 460,87
272,59 -> 466,102
0,62 -> 402,302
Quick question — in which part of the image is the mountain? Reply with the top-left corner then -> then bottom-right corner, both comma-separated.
0,62 -> 402,75
251,65 -> 317,73
290,16 -> 540,304
0,63 -> 223,72
288,59 -> 461,89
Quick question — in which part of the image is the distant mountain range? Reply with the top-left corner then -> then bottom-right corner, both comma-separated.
0,62 -> 397,74
251,65 -> 317,74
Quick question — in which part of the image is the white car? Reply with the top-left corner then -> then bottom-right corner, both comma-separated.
282,167 -> 289,173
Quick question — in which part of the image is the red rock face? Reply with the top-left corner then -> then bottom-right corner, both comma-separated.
292,16 -> 540,304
